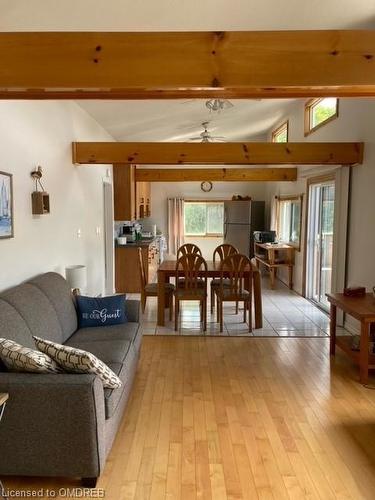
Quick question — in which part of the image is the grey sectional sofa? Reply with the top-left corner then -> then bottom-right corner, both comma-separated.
0,272 -> 142,486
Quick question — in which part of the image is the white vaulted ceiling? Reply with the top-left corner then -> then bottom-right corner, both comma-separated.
0,0 -> 374,31
0,0 -> 374,142
76,99 -> 297,142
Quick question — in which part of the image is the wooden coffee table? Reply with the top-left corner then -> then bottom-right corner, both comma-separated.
326,293 -> 375,384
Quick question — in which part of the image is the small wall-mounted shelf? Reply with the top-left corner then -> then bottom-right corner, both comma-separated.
31,191 -> 50,215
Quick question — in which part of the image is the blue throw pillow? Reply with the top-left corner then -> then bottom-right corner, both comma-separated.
76,295 -> 127,328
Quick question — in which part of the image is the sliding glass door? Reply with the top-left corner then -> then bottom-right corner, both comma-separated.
306,179 -> 335,310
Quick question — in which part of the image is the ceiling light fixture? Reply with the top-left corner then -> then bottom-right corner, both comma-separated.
205,99 -> 233,113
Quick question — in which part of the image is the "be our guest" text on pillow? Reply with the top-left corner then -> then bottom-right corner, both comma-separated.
76,294 -> 127,328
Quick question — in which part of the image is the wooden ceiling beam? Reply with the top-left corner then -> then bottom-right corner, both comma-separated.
72,142 -> 363,166
135,168 -> 297,182
1,31 -> 375,98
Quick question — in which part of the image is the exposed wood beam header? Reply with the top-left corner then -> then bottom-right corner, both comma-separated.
135,168 -> 297,182
1,31 -> 375,98
72,142 -> 363,166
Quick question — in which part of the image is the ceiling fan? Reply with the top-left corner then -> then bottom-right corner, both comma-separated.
189,122 -> 226,142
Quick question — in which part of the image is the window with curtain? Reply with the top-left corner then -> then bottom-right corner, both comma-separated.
184,201 -> 224,237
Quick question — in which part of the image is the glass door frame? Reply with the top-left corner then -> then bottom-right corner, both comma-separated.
303,168 -> 350,324
305,177 -> 335,310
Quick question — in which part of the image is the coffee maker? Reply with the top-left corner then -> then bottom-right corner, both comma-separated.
122,222 -> 135,242
121,222 -> 142,242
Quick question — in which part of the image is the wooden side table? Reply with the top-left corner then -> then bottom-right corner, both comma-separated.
254,242 -> 294,289
0,393 -> 9,500
326,293 -> 375,384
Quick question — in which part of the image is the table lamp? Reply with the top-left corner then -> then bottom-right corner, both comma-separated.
65,265 -> 87,295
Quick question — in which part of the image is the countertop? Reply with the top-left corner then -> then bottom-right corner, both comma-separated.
116,237 -> 157,248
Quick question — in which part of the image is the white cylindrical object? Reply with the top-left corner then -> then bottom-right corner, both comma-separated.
152,224 -> 157,236
65,265 -> 87,290
117,236 -> 127,245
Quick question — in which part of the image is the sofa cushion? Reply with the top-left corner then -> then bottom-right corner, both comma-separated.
28,272 -> 77,343
70,322 -> 139,344
64,338 -> 131,364
124,300 -> 140,323
104,346 -> 137,419
0,299 -> 35,350
0,338 -> 62,374
33,336 -> 122,390
76,295 -> 127,329
0,284 -> 63,344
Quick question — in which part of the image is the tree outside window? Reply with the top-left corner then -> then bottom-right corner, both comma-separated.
272,121 -> 289,143
184,201 -> 224,237
305,98 -> 338,135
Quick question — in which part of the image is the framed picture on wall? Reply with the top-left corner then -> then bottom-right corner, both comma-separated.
0,171 -> 14,239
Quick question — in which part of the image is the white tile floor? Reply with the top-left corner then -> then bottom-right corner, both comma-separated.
129,278 -> 352,337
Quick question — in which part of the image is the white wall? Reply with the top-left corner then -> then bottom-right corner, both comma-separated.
142,180 -> 267,259
0,101 -> 113,294
265,99 -> 375,301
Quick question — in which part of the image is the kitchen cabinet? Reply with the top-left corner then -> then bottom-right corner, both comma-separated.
136,181 -> 151,219
113,164 -> 151,221
113,164 -> 137,221
115,239 -> 159,293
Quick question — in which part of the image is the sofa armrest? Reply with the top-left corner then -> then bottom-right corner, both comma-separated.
0,373 -> 106,478
125,299 -> 140,323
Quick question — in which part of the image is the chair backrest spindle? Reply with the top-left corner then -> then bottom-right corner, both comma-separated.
138,247 -> 147,290
220,254 -> 251,296
213,244 -> 238,263
176,254 -> 207,290
177,243 -> 202,259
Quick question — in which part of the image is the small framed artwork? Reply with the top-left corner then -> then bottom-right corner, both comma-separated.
0,171 -> 14,239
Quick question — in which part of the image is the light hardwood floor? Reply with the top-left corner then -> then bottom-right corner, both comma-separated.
6,336 -> 375,499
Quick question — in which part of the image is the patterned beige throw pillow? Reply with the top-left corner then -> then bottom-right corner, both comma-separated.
0,338 -> 63,373
33,336 -> 122,390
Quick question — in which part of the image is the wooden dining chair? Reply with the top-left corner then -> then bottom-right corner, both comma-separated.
174,253 -> 208,332
176,243 -> 203,288
138,248 -> 174,320
214,253 -> 252,333
210,244 -> 238,314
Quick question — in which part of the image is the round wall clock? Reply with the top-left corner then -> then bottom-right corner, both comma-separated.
201,181 -> 213,193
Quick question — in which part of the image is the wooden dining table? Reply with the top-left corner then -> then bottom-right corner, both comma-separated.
157,260 -> 263,328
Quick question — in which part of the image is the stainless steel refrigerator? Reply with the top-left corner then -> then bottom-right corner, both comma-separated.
223,200 -> 265,257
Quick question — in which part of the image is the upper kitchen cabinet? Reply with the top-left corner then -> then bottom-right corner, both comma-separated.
113,164 -> 137,221
136,181 -> 151,219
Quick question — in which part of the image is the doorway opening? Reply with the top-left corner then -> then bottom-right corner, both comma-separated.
103,179 -> 115,295
306,177 -> 335,311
